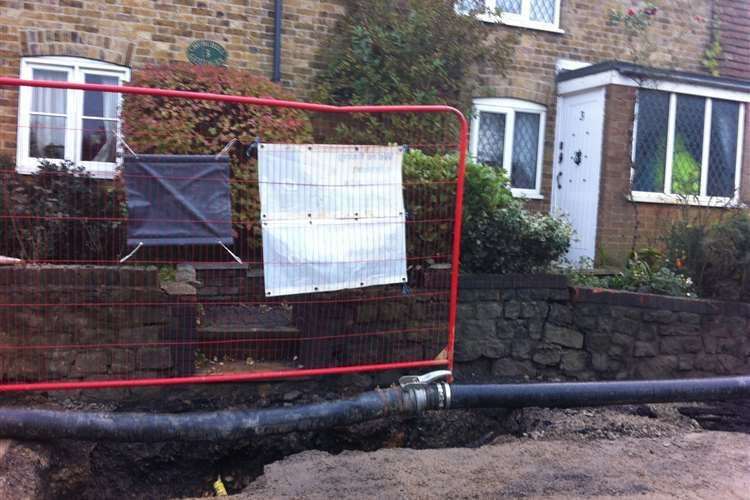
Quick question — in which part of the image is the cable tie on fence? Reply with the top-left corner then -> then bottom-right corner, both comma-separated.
218,241 -> 243,264
216,138 -> 238,158
245,137 -> 261,160
119,242 -> 143,263
117,133 -> 139,158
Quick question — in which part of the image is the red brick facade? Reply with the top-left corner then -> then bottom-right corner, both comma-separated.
715,0 -> 750,79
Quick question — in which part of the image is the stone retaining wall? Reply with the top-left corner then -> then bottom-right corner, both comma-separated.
0,266 -> 195,382
455,275 -> 750,382
1,266 -> 748,387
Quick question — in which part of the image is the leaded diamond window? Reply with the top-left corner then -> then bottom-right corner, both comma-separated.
477,112 -> 506,167
458,1 -> 561,30
471,98 -> 546,197
708,99 -> 740,198
633,90 -> 669,192
633,89 -> 744,201
511,112 -> 540,189
529,0 -> 555,23
497,0 -> 522,14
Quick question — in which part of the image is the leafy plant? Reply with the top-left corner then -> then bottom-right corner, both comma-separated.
566,253 -> 694,297
664,212 -> 750,300
314,0 -> 516,145
607,2 -> 659,65
461,203 -> 573,274
0,159 -> 125,261
121,63 -> 313,252
699,13 -> 722,76
402,150 -> 569,274
402,149 -> 514,258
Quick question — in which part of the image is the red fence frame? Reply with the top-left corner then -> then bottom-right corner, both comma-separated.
0,77 -> 468,391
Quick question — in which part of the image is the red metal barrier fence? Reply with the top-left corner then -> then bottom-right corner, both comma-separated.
0,77 -> 467,391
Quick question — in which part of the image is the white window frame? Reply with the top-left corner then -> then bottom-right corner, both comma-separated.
630,90 -> 746,207
470,97 -> 546,199
468,0 -> 563,33
16,56 -> 130,179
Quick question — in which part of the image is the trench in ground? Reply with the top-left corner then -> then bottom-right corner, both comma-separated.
37,398 -> 750,499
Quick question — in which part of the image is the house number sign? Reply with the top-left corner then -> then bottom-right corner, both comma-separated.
186,40 -> 228,66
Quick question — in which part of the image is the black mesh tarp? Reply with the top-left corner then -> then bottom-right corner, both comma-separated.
123,155 -> 233,246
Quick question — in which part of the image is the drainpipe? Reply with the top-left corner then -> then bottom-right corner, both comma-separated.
272,0 -> 283,82
0,374 -> 747,442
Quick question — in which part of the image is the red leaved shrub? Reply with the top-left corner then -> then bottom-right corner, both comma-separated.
121,63 -> 313,253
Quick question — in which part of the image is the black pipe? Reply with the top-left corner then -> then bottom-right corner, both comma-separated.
0,387 -> 415,442
272,0 -> 283,82
0,376 -> 747,442
448,376 -> 750,410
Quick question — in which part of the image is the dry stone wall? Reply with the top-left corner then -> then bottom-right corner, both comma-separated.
455,274 -> 750,382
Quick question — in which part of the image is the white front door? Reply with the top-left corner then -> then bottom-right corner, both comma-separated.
551,88 -> 606,264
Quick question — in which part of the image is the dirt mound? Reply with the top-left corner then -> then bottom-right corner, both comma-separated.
231,431 -> 750,499
505,403 -> 702,442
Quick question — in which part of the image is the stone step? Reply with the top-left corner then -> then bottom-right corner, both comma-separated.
196,323 -> 301,361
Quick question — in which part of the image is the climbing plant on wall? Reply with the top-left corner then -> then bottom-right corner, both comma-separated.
313,0 -> 517,146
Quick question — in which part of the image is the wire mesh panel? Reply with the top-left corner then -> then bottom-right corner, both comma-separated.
0,77 -> 467,391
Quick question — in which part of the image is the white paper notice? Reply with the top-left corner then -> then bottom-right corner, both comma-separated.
258,144 -> 407,297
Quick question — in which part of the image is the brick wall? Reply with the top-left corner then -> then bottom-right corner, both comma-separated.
715,0 -> 750,79
0,0 -> 346,156
456,274 -> 750,382
596,84 -> 750,265
0,1 -> 714,164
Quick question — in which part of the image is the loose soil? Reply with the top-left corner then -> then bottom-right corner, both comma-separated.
224,401 -> 750,500
233,431 -> 750,499
0,398 -> 748,499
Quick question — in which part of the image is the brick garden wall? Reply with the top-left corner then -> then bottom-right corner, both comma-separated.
455,274 -> 750,382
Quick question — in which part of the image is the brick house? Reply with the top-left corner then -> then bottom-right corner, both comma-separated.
0,0 -> 748,264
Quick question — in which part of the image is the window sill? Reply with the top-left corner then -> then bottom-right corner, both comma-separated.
627,191 -> 743,208
512,189 -> 544,200
477,13 -> 564,34
16,162 -> 116,180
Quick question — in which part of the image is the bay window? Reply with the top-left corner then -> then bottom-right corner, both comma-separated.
17,56 -> 130,178
632,89 -> 745,205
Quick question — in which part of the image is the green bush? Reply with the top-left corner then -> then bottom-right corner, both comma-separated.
566,253 -> 695,297
121,63 -> 313,250
664,212 -> 750,300
462,203 -> 572,274
402,149 -> 514,258
314,0 -> 515,145
403,150 -> 570,274
0,159 -> 125,261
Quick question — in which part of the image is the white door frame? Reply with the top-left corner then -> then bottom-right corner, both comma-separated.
551,86 -> 606,263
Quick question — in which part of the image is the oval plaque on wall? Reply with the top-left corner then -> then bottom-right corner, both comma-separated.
186,40 -> 228,66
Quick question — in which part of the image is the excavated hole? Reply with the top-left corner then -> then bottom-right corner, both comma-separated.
12,382 -> 750,500
43,408 -> 515,499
